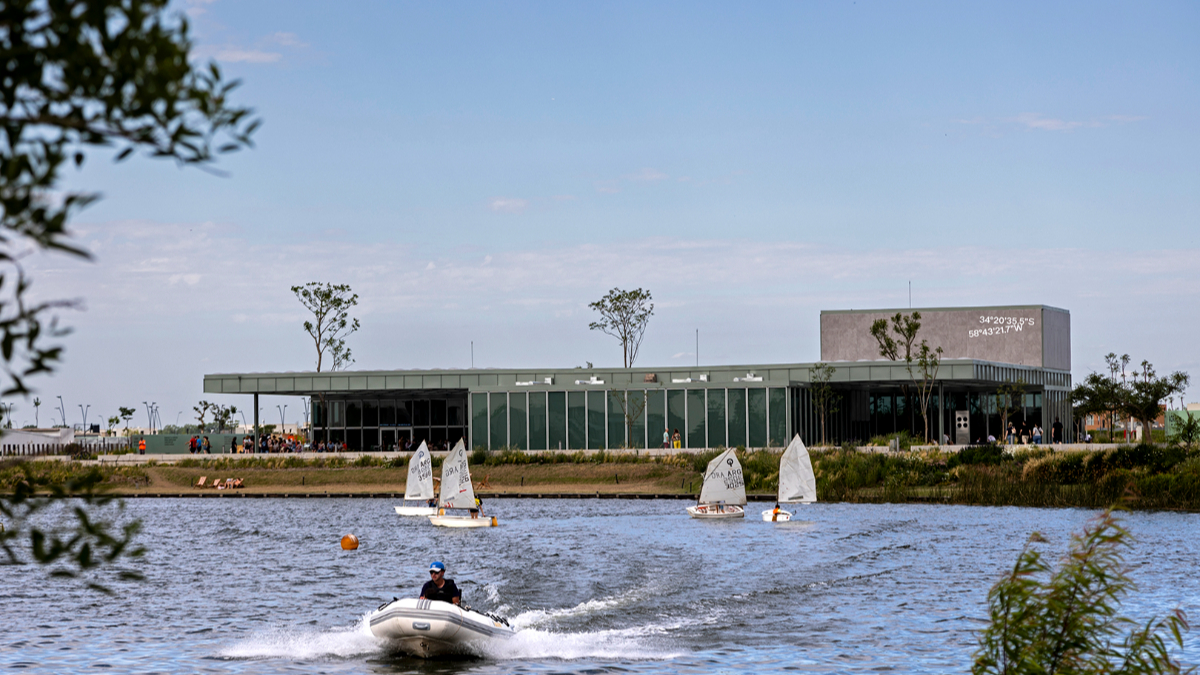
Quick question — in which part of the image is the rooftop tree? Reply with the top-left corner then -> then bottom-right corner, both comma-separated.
588,288 -> 653,368
292,282 -> 360,372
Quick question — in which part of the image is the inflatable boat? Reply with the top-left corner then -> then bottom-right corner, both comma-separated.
368,598 -> 517,657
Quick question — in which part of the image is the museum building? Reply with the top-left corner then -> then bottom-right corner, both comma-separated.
202,305 -> 1073,450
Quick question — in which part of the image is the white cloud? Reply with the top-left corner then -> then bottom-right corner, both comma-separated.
268,32 -> 308,47
489,198 -> 528,214
211,48 -> 283,64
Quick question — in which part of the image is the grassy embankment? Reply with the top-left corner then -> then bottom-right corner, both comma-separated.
3,444 -> 1200,509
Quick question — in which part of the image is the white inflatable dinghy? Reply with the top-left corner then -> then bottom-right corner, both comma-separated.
368,598 -> 517,657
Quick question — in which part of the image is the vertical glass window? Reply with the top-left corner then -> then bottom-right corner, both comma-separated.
509,392 -> 527,451
769,388 -> 786,447
379,401 -> 395,426
548,392 -> 566,451
362,428 -> 378,450
667,390 -> 686,443
607,391 -> 627,448
346,400 -> 362,427
312,400 -> 326,428
413,400 -> 430,426
363,400 -> 378,427
567,392 -> 586,450
397,401 -> 412,426
727,388 -> 746,448
686,390 -> 706,448
347,429 -> 362,451
629,390 -> 646,449
470,393 -> 488,450
708,389 -> 726,448
489,393 -> 508,450
748,389 -> 767,447
447,401 -> 465,427
528,392 -> 547,450
330,400 -> 344,427
587,391 -> 606,449
431,399 -> 448,426
646,390 -> 665,448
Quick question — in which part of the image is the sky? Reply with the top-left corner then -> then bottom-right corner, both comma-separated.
14,0 -> 1200,430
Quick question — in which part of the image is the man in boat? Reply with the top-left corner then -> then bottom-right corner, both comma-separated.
420,561 -> 461,605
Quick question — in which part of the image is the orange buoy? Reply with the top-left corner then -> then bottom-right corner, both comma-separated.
340,534 -> 359,550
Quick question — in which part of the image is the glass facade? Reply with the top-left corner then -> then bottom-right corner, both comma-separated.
464,387 -> 788,451
314,392 -> 468,451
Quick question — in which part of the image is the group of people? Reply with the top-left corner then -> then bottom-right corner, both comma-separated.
662,428 -> 682,449
986,417 -> 1065,445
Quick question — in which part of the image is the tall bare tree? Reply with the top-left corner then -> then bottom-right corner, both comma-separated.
809,363 -> 839,446
588,288 -> 653,368
909,340 -> 944,443
870,311 -> 923,433
292,283 -> 361,372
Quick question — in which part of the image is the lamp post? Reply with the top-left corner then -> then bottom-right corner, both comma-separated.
56,395 -> 66,429
277,404 -> 287,435
79,404 -> 90,433
143,401 -> 152,434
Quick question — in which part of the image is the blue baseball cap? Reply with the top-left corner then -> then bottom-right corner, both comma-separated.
429,561 -> 445,573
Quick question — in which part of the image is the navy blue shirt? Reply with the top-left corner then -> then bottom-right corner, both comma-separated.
420,578 -> 461,604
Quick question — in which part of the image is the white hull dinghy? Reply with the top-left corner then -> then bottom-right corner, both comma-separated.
688,447 -> 747,519
394,441 -> 438,516
762,434 -> 818,522
369,598 -> 516,658
429,441 -> 498,528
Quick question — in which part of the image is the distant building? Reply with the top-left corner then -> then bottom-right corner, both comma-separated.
205,304 -> 1073,450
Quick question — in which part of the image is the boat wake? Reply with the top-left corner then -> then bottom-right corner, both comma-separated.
218,593 -> 686,663
217,613 -> 380,661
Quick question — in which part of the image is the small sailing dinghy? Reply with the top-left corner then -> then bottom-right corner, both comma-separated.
762,434 -> 817,522
429,440 -> 497,528
368,598 -> 517,658
394,441 -> 438,516
686,447 -> 746,519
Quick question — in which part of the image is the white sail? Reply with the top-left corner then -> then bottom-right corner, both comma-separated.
698,448 -> 747,506
403,441 -> 435,502
438,440 -> 477,510
778,434 -> 817,503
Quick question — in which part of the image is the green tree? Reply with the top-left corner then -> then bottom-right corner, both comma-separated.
1123,361 -> 1189,443
809,362 -> 839,446
997,379 -> 1026,443
588,288 -> 654,368
870,312 -> 923,432
193,400 -> 213,431
118,406 -> 135,435
106,415 -> 120,436
972,509 -> 1190,675
292,283 -> 360,372
211,404 -> 238,433
909,340 -> 944,443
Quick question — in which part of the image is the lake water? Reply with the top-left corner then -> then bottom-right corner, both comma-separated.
3,499 -> 1198,674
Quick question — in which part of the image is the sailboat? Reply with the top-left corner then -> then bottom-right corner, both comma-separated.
762,434 -> 817,522
686,447 -> 746,519
429,440 -> 498,528
394,441 -> 437,516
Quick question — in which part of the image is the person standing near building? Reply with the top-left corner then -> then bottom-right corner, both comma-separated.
138,437 -> 146,455
662,428 -> 669,449
1052,417 -> 1064,445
